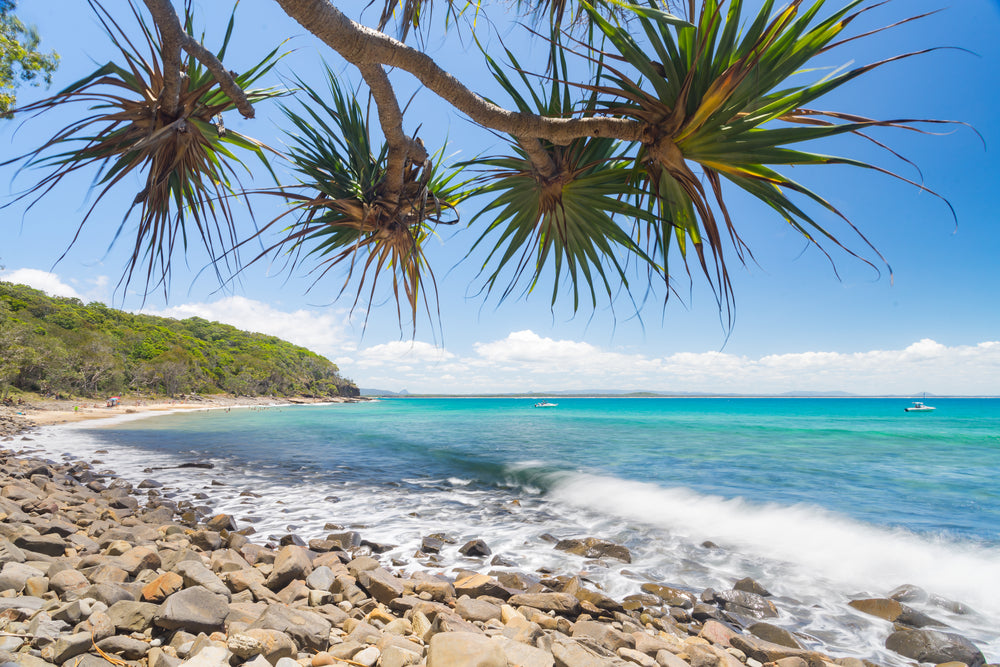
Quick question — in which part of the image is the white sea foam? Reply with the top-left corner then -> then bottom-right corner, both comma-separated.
14,421 -> 1000,665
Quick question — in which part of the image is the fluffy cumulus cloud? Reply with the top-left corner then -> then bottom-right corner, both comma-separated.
0,268 -> 84,299
355,332 -> 1000,395
142,296 -> 354,360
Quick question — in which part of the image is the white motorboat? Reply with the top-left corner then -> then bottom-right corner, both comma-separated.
904,401 -> 935,412
534,402 -> 558,408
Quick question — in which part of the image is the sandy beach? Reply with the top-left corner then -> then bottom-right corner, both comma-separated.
0,394 -> 362,437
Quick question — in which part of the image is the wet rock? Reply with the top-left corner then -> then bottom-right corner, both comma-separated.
748,622 -> 802,649
885,628 -> 985,667
326,531 -> 362,550
205,513 -> 237,532
421,536 -> 445,554
155,586 -> 230,634
555,537 -> 632,563
427,631 -> 506,667
887,584 -> 929,604
848,598 -> 902,622
641,583 -> 697,609
458,539 -> 492,557
358,567 -> 405,605
733,578 -> 771,597
714,590 -> 778,619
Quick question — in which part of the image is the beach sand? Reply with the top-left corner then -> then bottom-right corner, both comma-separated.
1,394 -> 360,434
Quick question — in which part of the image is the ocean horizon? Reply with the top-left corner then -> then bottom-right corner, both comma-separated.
25,396 -> 1000,664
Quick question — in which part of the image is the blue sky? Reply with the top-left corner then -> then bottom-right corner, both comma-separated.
2,0 -> 999,395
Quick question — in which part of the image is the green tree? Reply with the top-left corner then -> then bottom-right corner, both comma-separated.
0,0 -> 58,116
7,0 -> 957,328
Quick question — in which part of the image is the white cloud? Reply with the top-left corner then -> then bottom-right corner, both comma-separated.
142,296 -> 353,360
1,268 -> 83,299
353,332 -> 1000,395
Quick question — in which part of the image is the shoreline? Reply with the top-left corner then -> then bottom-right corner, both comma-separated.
0,410 -> 993,666
0,393 -> 366,436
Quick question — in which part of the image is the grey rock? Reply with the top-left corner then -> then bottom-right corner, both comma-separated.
49,568 -> 90,597
80,582 -> 136,607
358,567 -> 405,605
175,559 -> 232,599
508,592 -> 582,615
572,620 -> 635,652
550,636 -> 619,666
176,645 -> 230,667
227,629 -> 296,663
305,565 -> 336,592
456,596 -> 502,623
13,533 -> 65,557
96,634 -> 151,660
427,632 -> 507,667
493,636 -> 555,667
248,603 -> 331,653
264,545 -> 311,591
0,560 -> 44,592
885,628 -> 985,667
155,586 -> 230,634
107,599 -> 159,632
41,631 -> 92,664
0,538 -> 26,565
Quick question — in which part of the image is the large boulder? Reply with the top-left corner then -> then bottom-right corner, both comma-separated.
885,629 -> 986,667
265,546 -> 312,591
507,592 -> 581,616
248,604 -> 331,653
714,590 -> 778,619
426,632 -> 506,667
154,586 -> 230,634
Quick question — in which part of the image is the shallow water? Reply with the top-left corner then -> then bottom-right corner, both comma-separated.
22,397 -> 1000,664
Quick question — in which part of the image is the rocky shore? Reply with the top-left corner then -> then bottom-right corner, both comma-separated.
0,422 -> 992,667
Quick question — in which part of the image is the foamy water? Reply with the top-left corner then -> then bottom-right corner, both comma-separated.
12,398 -> 1000,665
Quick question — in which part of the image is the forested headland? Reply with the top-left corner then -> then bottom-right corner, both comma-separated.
0,282 -> 357,399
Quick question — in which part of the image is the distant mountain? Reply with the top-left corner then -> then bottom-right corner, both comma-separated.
360,388 -> 403,397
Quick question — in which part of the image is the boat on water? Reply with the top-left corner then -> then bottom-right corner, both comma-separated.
905,401 -> 935,412
534,402 -> 558,408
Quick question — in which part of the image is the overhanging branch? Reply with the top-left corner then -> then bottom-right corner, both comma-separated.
274,0 -> 645,145
142,0 -> 255,119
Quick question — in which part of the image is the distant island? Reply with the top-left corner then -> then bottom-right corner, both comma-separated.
0,282 -> 357,400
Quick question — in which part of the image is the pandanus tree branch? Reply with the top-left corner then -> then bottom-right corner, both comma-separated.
141,0 -> 255,118
273,0 -> 645,145
356,62 -> 427,203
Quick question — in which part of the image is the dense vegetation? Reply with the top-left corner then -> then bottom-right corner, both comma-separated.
0,282 -> 357,399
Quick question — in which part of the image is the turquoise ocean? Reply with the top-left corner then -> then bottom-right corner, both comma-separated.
29,398 -> 1000,663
